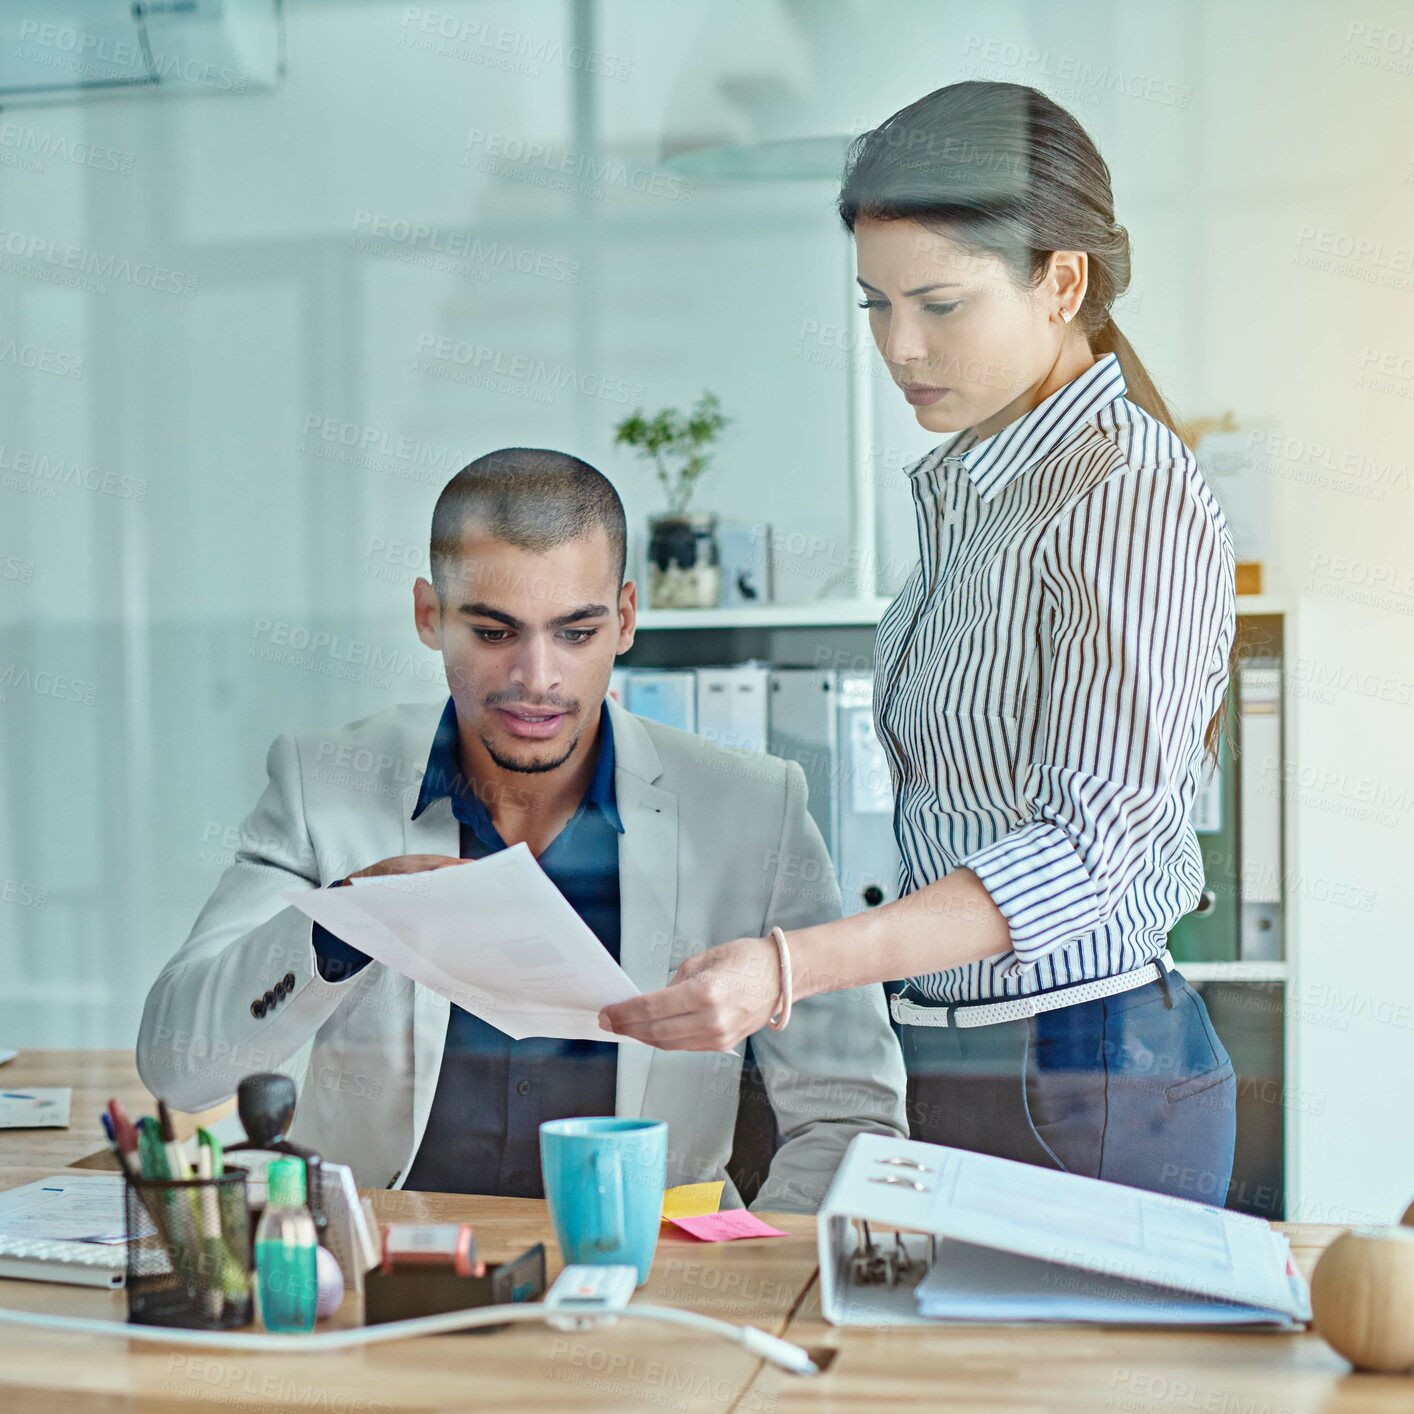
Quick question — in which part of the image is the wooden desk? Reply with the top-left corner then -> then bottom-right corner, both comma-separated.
1,1181 -> 1407,1413
1,1054 -> 1409,1411
0,1050 -> 233,1171
0,1164 -> 820,1412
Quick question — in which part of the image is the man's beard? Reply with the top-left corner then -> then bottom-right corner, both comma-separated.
478,724 -> 583,775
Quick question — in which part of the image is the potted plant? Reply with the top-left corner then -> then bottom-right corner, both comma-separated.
614,391 -> 731,609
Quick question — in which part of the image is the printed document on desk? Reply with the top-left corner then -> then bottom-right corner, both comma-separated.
0,1175 -> 155,1243
817,1135 -> 1311,1329
282,842 -> 642,1043
0,1087 -> 70,1129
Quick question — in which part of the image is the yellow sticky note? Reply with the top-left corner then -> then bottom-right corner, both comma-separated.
661,1181 -> 725,1221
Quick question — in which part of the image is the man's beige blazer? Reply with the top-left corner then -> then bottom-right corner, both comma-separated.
136,694 -> 907,1210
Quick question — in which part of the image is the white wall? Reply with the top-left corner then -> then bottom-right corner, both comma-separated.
1,0 -> 1409,1221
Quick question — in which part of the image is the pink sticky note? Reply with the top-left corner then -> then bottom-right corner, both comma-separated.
666,1210 -> 789,1242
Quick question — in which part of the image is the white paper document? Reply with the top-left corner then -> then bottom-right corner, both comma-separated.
818,1135 -> 1311,1329
0,1086 -> 71,1129
282,843 -> 642,1042
916,1240 -> 1297,1326
0,1175 -> 155,1243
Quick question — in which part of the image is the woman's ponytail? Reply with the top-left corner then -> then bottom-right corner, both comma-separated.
1091,318 -> 1191,451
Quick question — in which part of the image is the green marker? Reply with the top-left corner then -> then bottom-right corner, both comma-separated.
137,1116 -> 170,1180
197,1128 -> 224,1177
195,1128 -> 248,1317
136,1115 -> 194,1283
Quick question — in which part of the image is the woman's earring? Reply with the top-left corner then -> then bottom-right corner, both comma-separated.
1059,308 -> 1074,324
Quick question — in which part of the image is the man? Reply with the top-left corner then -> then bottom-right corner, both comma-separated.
137,449 -> 906,1211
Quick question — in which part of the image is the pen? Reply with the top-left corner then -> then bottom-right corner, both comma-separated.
104,1101 -> 142,1181
130,1114 -> 198,1285
157,1100 -> 192,1179
138,1115 -> 195,1253
107,1097 -> 136,1147
111,1099 -> 163,1231
102,1109 -> 169,1259
2,1092 -> 35,1099
154,1104 -> 203,1245
100,1113 -> 125,1172
199,1129 -> 250,1313
106,1099 -> 170,1247
196,1144 -> 223,1320
100,1111 -> 117,1162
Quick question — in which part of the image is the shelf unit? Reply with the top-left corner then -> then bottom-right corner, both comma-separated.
635,598 -> 895,631
635,594 -> 1287,631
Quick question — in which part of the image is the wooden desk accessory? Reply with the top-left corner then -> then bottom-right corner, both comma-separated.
1310,1226 -> 1414,1373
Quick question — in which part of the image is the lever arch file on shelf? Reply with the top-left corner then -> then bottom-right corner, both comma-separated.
817,1135 -> 1311,1329
1169,679 -> 1241,963
1237,655 -> 1284,961
767,668 -> 901,916
695,664 -> 769,754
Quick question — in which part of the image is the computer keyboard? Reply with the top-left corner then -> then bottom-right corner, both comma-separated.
0,1234 -> 126,1289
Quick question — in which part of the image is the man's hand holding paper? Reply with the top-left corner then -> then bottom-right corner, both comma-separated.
283,842 -> 642,1043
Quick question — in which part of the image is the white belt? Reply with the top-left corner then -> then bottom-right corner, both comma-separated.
889,951 -> 1176,1029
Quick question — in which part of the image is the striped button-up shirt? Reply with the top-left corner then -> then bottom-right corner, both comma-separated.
874,351 -> 1236,1001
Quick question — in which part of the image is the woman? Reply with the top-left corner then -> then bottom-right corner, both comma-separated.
601,82 -> 1239,1204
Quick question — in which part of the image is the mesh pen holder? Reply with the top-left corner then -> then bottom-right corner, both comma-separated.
124,1168 -> 254,1329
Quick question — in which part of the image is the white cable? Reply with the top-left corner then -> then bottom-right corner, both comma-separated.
0,1300 -> 819,1375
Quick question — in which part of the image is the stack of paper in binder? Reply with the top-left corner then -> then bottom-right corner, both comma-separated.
818,1135 -> 1311,1329
1169,654 -> 1284,963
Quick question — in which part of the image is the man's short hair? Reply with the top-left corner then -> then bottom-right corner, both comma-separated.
429,447 -> 627,597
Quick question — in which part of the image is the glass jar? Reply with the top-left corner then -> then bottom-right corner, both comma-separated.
646,512 -> 720,609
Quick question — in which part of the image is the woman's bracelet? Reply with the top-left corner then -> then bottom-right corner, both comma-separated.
766,926 -> 794,1031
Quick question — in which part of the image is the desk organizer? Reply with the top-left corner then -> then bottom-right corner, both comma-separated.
124,1168 -> 254,1329
363,1242 -> 547,1330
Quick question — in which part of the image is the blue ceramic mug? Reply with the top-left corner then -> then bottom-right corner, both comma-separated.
539,1117 -> 667,1286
